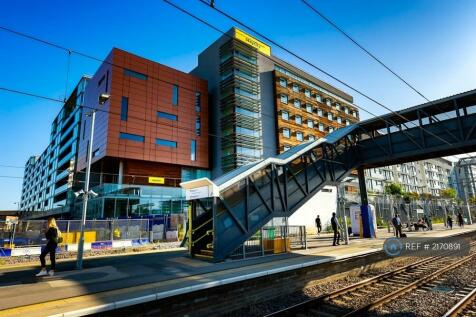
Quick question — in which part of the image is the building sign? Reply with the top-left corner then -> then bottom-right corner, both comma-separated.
185,186 -> 211,200
148,177 -> 165,184
5,216 -> 19,225
234,28 -> 271,56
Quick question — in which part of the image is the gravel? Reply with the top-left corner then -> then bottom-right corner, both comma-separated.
227,257 -> 419,317
371,256 -> 476,317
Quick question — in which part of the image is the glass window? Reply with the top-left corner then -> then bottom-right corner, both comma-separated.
306,104 -> 313,113
294,99 -> 301,108
172,85 -> 179,106
279,78 -> 287,87
304,89 -> 311,98
280,94 -> 288,104
157,111 -> 177,121
283,145 -> 291,151
283,128 -> 290,138
124,69 -> 147,80
296,131 -> 303,141
281,110 -> 289,121
319,123 -> 325,132
120,132 -> 144,142
327,113 -> 333,121
352,110 -> 358,117
156,138 -> 177,148
307,120 -> 314,128
317,109 -> 323,117
292,83 -> 299,92
316,94 -> 322,102
335,103 -> 340,111
308,135 -> 315,141
295,115 -> 302,125
195,92 -> 201,112
191,140 -> 196,161
121,97 -> 128,121
195,117 -> 201,136
346,119 -> 350,126
329,127 -> 334,133
326,99 -> 331,107
337,117 -> 342,124
344,107 -> 349,114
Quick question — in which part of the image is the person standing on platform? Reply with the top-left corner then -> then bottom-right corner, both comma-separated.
36,217 -> 61,277
447,215 -> 453,229
457,212 -> 464,228
315,215 -> 322,236
331,212 -> 341,246
392,214 -> 402,238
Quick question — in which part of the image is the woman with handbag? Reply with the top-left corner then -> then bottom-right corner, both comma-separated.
36,217 -> 61,277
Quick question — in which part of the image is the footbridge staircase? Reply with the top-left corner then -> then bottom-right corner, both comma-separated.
181,90 -> 476,261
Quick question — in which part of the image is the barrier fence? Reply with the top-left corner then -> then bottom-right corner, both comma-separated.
0,218 -> 182,257
230,225 -> 307,259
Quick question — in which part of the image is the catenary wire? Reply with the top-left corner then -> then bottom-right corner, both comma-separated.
192,0 -> 473,160
0,6 -> 468,162
0,16 -> 455,159
299,0 -> 474,160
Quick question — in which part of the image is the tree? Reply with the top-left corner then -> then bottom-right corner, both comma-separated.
469,196 -> 476,205
440,188 -> 457,200
384,183 -> 403,196
421,192 -> 432,200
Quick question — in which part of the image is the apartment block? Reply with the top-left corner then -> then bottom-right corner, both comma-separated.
365,158 -> 453,196
20,77 -> 89,215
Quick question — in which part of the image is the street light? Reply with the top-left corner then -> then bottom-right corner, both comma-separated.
76,94 -> 109,270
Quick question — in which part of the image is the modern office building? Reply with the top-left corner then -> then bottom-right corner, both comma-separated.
191,27 -> 360,177
364,158 -> 453,196
20,76 -> 89,216
74,48 -> 209,219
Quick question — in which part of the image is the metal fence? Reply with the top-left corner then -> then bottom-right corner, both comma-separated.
230,225 -> 306,259
0,219 -> 150,248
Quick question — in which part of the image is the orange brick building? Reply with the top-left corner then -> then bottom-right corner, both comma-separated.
76,48 -> 209,218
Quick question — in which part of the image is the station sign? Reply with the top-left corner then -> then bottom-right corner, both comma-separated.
148,176 -> 165,184
185,185 -> 211,200
5,216 -> 19,226
234,28 -> 271,56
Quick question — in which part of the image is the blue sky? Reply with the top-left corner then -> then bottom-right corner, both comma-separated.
0,0 -> 475,209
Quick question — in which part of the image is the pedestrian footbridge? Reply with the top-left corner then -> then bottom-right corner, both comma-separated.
181,89 -> 476,261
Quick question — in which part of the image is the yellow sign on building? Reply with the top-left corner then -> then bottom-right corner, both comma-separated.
234,28 -> 271,56
148,176 -> 165,184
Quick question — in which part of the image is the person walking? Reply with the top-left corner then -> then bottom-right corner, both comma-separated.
315,215 -> 322,236
331,212 -> 341,246
447,215 -> 453,230
457,212 -> 464,228
36,217 -> 61,277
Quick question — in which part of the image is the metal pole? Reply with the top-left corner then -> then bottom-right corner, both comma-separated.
77,110 -> 95,270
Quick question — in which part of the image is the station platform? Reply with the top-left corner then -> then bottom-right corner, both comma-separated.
1,223 -> 475,317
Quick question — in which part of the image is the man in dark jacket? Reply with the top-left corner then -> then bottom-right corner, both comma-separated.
315,215 -> 322,235
392,214 -> 402,237
331,212 -> 341,246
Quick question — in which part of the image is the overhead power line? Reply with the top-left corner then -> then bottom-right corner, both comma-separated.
0,4 -> 470,163
300,0 -> 431,103
299,0 -> 474,161
191,0 -> 473,160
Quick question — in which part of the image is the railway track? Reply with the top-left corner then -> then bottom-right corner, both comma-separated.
265,242 -> 476,317
443,285 -> 476,317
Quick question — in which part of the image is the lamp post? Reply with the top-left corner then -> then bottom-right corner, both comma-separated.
76,93 -> 109,270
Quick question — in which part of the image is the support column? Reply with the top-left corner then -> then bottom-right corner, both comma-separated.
358,167 -> 375,238
118,160 -> 124,185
